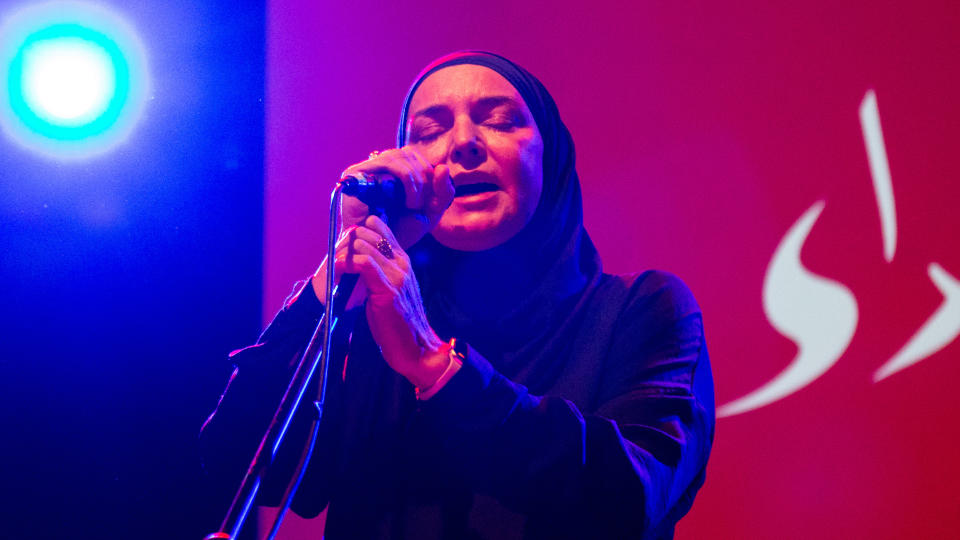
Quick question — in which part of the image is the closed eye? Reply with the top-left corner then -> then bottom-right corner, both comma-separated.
483,115 -> 519,131
411,125 -> 445,142
473,96 -> 528,131
409,105 -> 453,143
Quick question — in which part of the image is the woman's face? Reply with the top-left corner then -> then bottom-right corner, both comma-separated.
406,64 -> 544,251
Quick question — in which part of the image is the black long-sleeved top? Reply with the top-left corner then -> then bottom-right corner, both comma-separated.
200,269 -> 714,539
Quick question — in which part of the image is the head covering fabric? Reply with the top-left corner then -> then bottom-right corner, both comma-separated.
397,51 -> 603,385
398,51 -> 580,265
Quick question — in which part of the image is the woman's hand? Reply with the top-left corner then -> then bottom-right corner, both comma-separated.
340,146 -> 455,249
316,215 -> 451,387
308,147 -> 454,386
312,147 -> 449,306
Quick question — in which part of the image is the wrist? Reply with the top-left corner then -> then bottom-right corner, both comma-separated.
414,338 -> 465,400
407,340 -> 454,389
310,259 -> 329,304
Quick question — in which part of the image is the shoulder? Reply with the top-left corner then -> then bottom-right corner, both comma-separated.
587,270 -> 712,418
595,270 -> 702,326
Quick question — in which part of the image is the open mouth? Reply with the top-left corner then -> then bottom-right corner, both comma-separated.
454,182 -> 499,197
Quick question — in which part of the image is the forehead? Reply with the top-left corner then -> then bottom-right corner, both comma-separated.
408,64 -> 525,112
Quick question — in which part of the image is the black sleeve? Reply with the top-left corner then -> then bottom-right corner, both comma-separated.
416,272 -> 715,539
199,279 -> 346,519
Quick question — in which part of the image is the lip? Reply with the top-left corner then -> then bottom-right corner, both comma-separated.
452,170 -> 500,192
454,190 -> 499,206
450,170 -> 501,209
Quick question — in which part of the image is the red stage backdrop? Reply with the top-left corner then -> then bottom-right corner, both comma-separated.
263,1 -> 960,538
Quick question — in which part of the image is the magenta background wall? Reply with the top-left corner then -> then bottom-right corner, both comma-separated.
264,1 -> 960,538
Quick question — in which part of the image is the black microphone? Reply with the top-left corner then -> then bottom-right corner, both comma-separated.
339,172 -> 405,216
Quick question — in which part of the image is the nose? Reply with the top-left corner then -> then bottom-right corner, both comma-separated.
450,117 -> 486,170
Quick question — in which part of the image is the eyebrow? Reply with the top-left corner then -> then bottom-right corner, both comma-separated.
411,95 -> 521,119
474,95 -> 521,111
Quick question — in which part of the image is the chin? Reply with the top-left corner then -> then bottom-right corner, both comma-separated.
433,231 -> 506,251
432,212 -> 523,252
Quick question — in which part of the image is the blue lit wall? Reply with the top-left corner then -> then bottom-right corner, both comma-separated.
0,2 -> 264,538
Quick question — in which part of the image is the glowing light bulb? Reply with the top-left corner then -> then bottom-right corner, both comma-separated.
0,2 -> 150,160
21,37 -> 116,126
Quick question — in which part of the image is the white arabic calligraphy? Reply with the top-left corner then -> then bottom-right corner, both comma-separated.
874,263 -> 960,382
718,90 -> 960,417
717,202 -> 858,417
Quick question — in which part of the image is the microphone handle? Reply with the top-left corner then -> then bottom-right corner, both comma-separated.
340,173 -> 405,216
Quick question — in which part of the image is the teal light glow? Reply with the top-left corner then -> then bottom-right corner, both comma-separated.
0,2 -> 149,160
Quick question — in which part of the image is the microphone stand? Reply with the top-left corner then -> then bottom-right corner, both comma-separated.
206,182 -> 370,540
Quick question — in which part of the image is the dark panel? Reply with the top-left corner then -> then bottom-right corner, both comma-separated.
0,1 -> 264,538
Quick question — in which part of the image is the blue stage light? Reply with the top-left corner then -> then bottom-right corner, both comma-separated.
1,2 -> 150,160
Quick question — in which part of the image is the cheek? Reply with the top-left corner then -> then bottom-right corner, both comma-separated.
517,139 -> 544,212
411,139 -> 447,164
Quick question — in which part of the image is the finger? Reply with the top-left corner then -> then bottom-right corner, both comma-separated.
428,163 -> 454,218
331,225 -> 365,273
351,226 -> 404,268
341,148 -> 423,208
398,148 -> 427,210
362,215 -> 402,256
335,226 -> 393,277
336,225 -> 392,265
339,186 -> 371,229
337,225 -> 358,244
337,252 -> 394,298
344,225 -> 407,281
329,226 -> 355,263
340,149 -> 394,177
361,218 -> 413,273
405,145 -> 433,171
349,224 -> 386,248
323,225 -> 363,278
405,146 -> 437,207
404,146 -> 434,185
345,148 -> 429,213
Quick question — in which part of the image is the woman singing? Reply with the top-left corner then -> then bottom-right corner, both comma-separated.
202,51 -> 715,540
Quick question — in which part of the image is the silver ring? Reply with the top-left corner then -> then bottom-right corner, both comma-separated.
368,150 -> 381,160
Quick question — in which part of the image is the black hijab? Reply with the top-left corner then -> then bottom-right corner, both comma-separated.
398,51 -> 603,385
